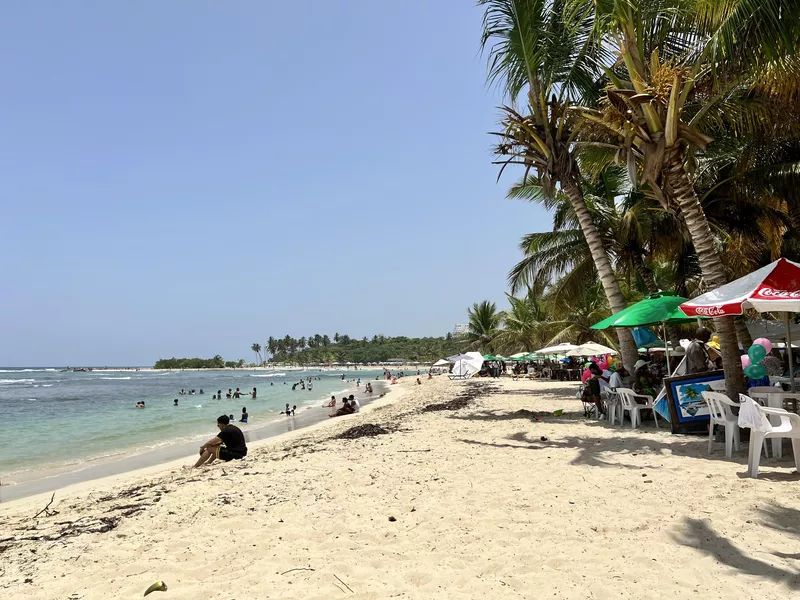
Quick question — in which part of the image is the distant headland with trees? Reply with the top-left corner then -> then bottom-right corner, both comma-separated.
153,333 -> 465,369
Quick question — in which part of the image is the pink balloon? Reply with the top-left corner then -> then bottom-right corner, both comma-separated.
753,338 -> 772,354
581,368 -> 592,383
741,355 -> 751,368
598,361 -> 609,371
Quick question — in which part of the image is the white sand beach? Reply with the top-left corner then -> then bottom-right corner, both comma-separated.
2,376 -> 799,599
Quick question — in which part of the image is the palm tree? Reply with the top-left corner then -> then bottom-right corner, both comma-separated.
465,300 -> 504,352
480,0 -> 640,370
322,334 -> 331,347
266,337 -> 276,360
568,0 -> 800,396
492,288 -> 554,354
251,343 -> 262,366
544,281 -> 619,347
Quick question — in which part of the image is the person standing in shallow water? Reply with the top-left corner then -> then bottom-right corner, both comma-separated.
251,387 -> 257,398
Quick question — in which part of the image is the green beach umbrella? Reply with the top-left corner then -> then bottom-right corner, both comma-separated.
483,354 -> 498,361
591,292 -> 703,376
591,292 -> 698,329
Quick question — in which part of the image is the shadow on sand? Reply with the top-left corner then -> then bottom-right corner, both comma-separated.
673,515 -> 800,589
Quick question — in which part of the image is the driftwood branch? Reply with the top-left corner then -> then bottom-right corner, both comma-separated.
281,567 -> 315,575
334,574 -> 354,593
31,493 -> 56,520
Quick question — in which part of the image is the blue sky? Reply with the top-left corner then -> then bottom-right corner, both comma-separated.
0,1 -> 550,366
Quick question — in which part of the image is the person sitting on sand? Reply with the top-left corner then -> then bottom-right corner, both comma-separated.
349,394 -> 360,413
365,383 -> 373,394
416,378 -> 422,385
331,399 -> 355,417
191,415 -> 248,468
241,407 -> 248,423
323,395 -> 336,408
392,376 -> 397,384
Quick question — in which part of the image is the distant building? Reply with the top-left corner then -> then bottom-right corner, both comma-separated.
452,324 -> 469,337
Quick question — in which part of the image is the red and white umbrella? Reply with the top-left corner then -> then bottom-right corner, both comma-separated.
680,258 -> 800,317
681,258 -> 800,390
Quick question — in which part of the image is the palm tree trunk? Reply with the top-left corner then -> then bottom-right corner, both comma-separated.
735,317 -> 753,350
562,180 -> 639,369
666,159 -> 745,399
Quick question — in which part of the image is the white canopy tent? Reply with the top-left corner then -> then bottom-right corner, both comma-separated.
533,343 -> 580,355
566,342 -> 618,357
446,352 -> 485,378
432,358 -> 451,367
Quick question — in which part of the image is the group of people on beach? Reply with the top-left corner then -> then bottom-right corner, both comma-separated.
323,393 -> 360,417
190,375 -> 375,469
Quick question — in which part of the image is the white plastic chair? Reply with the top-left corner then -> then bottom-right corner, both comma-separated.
616,388 -> 659,429
701,391 -> 741,458
738,393 -> 800,478
601,388 -> 621,425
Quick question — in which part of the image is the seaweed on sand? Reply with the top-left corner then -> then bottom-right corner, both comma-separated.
335,424 -> 390,439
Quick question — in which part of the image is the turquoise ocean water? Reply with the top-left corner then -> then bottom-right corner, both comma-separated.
0,367 -> 387,491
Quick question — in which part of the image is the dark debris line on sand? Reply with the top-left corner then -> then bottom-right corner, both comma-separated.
420,382 -> 500,413
335,424 -> 390,439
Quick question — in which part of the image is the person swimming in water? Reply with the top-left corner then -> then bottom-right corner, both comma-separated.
251,387 -> 257,398
241,407 -> 248,423
226,389 -> 232,399
174,399 -> 179,406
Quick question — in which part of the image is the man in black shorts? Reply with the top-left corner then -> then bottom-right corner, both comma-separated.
191,415 -> 248,468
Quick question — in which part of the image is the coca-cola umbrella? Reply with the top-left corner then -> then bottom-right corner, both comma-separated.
680,258 -> 800,389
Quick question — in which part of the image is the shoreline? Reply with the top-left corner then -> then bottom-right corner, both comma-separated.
0,379 -> 404,508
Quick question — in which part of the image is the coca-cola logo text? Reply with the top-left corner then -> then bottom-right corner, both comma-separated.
693,306 -> 728,316
757,287 -> 800,299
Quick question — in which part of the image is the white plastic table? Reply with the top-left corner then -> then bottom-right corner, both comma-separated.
748,391 -> 800,458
